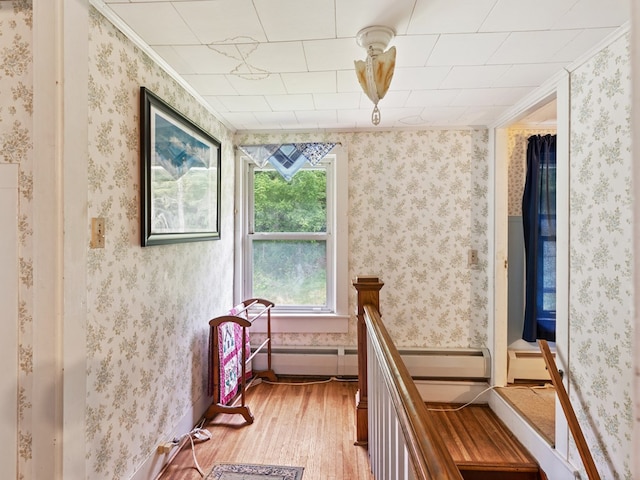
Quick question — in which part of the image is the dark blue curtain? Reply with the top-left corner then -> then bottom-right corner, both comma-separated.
522,134 -> 556,342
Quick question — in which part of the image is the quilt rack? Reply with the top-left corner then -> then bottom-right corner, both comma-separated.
204,298 -> 276,424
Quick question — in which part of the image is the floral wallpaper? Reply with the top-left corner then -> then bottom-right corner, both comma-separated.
507,127 -> 556,216
569,32 -> 632,479
236,129 -> 490,349
85,7 -> 235,479
0,1 -> 34,477
5,2 -> 637,479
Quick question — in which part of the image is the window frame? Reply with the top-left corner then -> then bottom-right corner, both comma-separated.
234,146 -> 348,333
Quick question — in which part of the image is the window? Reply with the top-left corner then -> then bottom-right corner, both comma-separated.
236,150 -> 348,332
537,163 -> 556,328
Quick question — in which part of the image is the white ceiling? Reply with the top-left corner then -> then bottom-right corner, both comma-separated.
98,0 -> 629,132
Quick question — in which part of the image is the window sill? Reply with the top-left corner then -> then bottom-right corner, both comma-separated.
249,313 -> 350,334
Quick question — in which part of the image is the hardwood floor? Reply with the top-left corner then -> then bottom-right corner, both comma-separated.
159,380 -> 544,480
426,403 -> 543,480
158,378 -> 374,480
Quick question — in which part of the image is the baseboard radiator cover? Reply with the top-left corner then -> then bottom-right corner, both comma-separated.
252,346 -> 491,380
507,349 -> 553,383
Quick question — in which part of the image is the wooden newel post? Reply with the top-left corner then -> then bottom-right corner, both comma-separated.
352,275 -> 384,446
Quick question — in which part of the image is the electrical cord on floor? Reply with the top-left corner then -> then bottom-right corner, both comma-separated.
426,383 -> 555,412
260,376 -> 358,386
170,419 -> 212,477
426,385 -> 500,412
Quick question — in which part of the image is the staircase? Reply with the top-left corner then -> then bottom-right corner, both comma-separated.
426,403 -> 546,480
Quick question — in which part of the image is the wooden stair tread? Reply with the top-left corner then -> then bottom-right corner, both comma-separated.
426,403 -> 540,474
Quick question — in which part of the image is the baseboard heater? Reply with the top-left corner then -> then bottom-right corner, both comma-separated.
252,346 -> 490,381
507,349 -> 553,383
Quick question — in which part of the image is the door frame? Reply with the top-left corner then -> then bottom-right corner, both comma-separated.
0,163 -> 19,480
489,70 -> 570,457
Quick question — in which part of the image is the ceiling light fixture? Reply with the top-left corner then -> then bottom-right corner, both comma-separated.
354,26 -> 396,126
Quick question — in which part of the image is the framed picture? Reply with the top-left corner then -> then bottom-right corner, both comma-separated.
140,87 -> 221,246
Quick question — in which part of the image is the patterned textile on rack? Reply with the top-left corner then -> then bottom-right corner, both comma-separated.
207,305 -> 252,404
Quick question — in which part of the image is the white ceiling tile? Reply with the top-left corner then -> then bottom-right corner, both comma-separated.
392,35 -> 439,67
202,96 -> 229,113
492,63 -> 568,88
281,72 -> 337,94
173,0 -> 267,44
479,0 -> 575,32
224,74 -> 286,95
336,108 -> 408,127
427,33 -> 509,66
313,92 -> 361,110
441,65 -> 510,89
376,91 -> 411,108
487,30 -> 582,64
217,95 -> 272,112
407,0 -> 498,34
253,111 -> 299,125
458,106 -> 508,125
171,45 -> 253,74
552,0 -> 630,29
551,28 -> 618,63
335,0 -> 415,37
218,112 -> 260,129
254,0 -> 335,41
304,38 -> 364,71
265,94 -> 315,111
337,109 -> 370,125
102,0 -> 631,131
236,42 -> 308,73
397,106 -> 468,126
336,70 -> 361,93
451,87 -> 534,106
295,110 -> 338,125
108,3 -> 199,45
181,74 -> 238,95
151,46 -> 197,75
406,89 -> 460,107
392,66 -> 452,90
370,106 -> 430,124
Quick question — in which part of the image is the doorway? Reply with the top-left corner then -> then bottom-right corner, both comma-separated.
492,73 -> 571,458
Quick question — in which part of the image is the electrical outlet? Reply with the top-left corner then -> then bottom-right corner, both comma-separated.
468,249 -> 478,266
90,217 -> 105,249
157,442 -> 174,454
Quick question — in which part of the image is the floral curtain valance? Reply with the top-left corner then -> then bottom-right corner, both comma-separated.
238,143 -> 337,181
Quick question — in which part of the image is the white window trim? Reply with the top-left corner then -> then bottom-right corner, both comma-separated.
234,144 -> 348,333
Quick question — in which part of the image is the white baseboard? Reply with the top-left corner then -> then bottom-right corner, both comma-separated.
489,390 -> 578,479
252,346 -> 491,380
131,393 -> 213,480
415,380 -> 492,404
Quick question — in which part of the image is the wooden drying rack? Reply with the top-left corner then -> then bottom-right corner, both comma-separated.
204,298 -> 276,424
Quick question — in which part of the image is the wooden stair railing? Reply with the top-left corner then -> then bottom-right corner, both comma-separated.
538,339 -> 601,480
353,276 -> 463,480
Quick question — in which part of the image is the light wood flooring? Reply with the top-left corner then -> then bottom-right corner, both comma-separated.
158,378 -> 374,480
159,379 -> 544,480
426,403 -> 544,480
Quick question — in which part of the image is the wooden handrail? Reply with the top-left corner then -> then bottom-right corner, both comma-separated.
538,339 -> 601,480
364,304 -> 464,480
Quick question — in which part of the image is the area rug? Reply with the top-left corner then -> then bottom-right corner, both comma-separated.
206,463 -> 304,480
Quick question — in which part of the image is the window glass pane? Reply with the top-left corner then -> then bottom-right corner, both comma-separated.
254,170 -> 326,233
253,240 -> 327,306
539,240 -> 556,314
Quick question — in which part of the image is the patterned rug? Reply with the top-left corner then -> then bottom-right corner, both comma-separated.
206,463 -> 304,480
